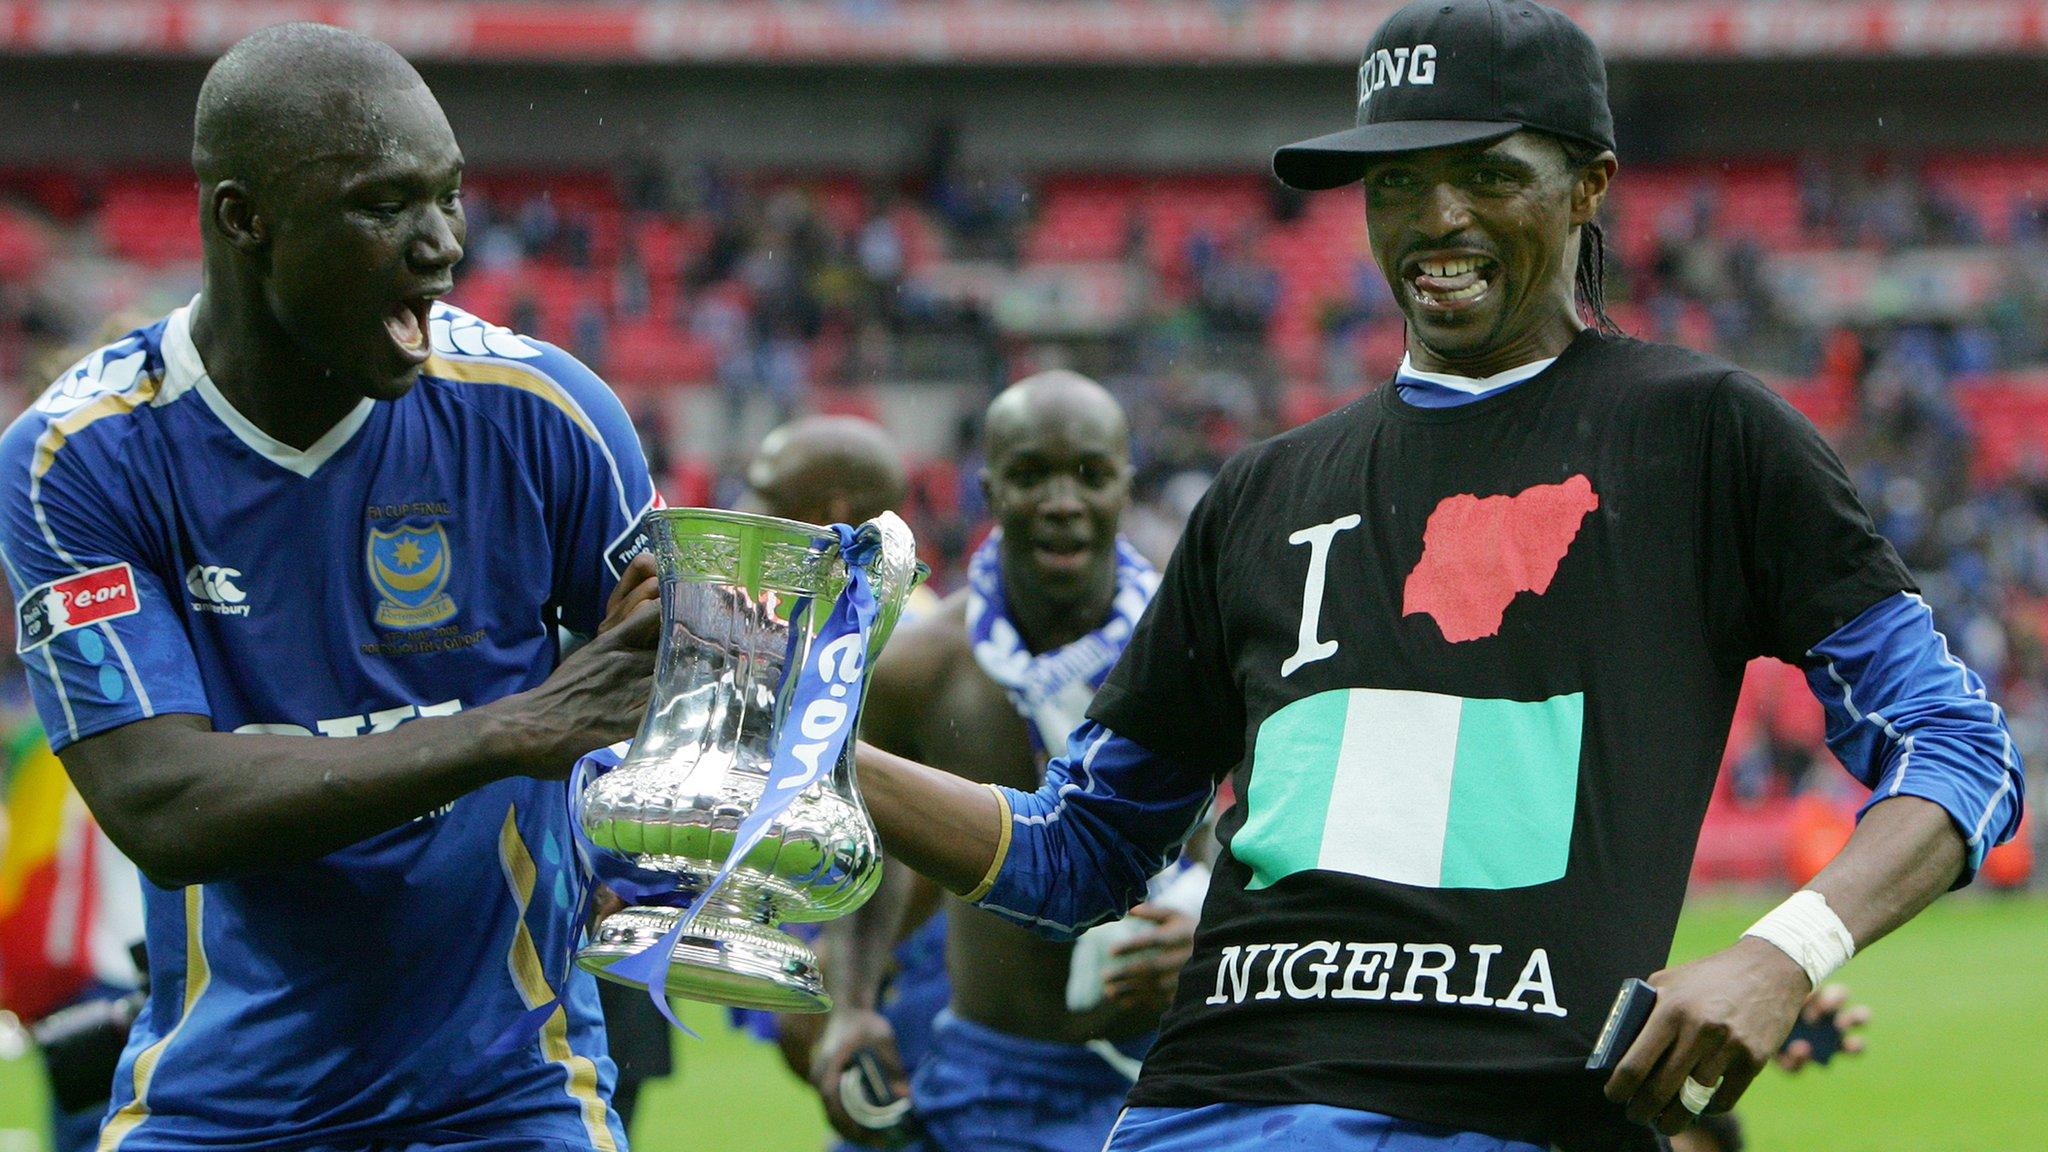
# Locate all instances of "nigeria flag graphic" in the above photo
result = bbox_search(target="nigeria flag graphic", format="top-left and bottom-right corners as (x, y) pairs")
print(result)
(1236, 687), (1584, 890)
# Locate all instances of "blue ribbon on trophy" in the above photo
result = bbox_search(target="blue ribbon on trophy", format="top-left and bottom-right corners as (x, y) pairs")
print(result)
(595, 521), (883, 1031)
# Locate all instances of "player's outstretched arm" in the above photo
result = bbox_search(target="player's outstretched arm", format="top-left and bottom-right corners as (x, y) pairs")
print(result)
(852, 742), (1007, 900)
(62, 597), (660, 888)
(859, 722), (1214, 942)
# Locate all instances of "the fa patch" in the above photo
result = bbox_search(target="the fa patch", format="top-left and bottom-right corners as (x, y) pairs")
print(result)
(367, 523), (457, 630)
(605, 521), (651, 580)
(16, 562), (141, 652)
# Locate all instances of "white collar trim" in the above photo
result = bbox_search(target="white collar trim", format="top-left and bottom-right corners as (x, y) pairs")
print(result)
(1396, 353), (1559, 396)
(169, 296), (377, 479)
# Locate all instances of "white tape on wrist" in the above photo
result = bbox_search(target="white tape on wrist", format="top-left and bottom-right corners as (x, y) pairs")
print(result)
(1741, 889), (1856, 991)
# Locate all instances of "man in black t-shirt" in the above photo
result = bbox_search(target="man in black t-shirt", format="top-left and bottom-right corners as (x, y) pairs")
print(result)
(852, 3), (2024, 1151)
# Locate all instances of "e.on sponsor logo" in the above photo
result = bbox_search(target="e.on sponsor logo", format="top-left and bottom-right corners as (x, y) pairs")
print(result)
(16, 563), (141, 652)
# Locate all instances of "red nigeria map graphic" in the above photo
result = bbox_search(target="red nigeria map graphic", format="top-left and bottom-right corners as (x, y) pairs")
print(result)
(1402, 474), (1600, 643)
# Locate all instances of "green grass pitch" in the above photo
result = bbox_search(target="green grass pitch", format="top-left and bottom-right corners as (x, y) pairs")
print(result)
(2, 895), (2042, 1151)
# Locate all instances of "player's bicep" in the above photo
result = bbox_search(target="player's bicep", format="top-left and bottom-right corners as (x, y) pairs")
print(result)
(59, 712), (214, 855)
(1802, 592), (2023, 883)
(980, 722), (1217, 939)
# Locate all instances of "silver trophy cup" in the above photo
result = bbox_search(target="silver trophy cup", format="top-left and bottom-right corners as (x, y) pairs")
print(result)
(575, 508), (924, 1013)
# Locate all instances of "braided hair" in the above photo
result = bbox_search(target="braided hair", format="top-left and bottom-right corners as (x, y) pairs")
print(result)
(1552, 134), (1622, 335)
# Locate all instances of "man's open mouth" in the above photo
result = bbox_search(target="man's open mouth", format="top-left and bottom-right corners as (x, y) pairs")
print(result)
(1033, 537), (1093, 572)
(1407, 254), (1499, 312)
(385, 296), (436, 363)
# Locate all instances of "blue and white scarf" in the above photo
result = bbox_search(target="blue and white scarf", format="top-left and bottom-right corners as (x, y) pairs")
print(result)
(965, 528), (1159, 755)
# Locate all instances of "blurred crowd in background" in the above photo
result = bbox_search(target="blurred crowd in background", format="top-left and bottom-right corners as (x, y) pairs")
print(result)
(0, 135), (2041, 878)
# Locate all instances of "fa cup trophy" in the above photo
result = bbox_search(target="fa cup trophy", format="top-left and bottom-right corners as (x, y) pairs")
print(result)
(573, 508), (924, 1013)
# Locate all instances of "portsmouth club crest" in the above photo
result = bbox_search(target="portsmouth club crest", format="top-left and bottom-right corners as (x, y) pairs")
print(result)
(367, 523), (457, 630)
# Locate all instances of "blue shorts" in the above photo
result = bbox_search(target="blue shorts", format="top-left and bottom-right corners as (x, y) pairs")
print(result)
(1105, 1103), (1549, 1152)
(906, 1012), (1147, 1152)
(294, 1133), (610, 1152)
(828, 916), (952, 1152)
(877, 914), (950, 1072)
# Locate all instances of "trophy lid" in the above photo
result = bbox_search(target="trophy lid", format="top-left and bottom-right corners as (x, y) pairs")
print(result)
(644, 508), (926, 612)
(647, 508), (847, 599)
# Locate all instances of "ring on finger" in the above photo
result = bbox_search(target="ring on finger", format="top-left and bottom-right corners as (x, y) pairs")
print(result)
(1679, 1076), (1722, 1115)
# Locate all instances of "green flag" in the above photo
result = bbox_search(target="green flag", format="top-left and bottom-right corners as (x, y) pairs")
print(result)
(1236, 687), (1583, 891)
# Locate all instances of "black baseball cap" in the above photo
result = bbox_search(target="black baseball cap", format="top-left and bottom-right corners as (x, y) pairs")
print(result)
(1273, 0), (1615, 191)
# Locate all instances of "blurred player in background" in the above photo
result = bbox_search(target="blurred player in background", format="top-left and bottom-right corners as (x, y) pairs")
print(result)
(0, 24), (662, 1151)
(737, 414), (951, 1087)
(742, 414), (914, 531)
(809, 372), (1198, 1152)
(850, 2), (2024, 1150)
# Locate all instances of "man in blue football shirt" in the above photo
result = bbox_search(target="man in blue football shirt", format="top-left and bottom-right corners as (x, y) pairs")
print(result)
(0, 24), (661, 1152)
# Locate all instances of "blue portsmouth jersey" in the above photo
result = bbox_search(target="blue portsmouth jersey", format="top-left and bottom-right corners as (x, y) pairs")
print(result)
(0, 301), (658, 1152)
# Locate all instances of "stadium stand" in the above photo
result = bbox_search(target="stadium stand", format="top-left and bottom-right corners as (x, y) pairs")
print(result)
(0, 165), (2042, 895)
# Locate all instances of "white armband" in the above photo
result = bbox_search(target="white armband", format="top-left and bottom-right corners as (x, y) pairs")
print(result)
(1741, 889), (1856, 991)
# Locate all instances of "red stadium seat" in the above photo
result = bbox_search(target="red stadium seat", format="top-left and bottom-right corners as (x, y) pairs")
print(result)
(1954, 374), (2048, 483)
(1691, 796), (1796, 884)
(98, 174), (200, 266)
(607, 318), (717, 387)
(665, 456), (716, 509)
(448, 267), (520, 328)
(0, 170), (88, 222)
(1027, 174), (1139, 264)
(0, 206), (51, 280)
(813, 388), (881, 422)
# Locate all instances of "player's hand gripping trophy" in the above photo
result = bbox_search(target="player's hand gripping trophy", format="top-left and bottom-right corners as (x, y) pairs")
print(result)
(570, 509), (925, 1015)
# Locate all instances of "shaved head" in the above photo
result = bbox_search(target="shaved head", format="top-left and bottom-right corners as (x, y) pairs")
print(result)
(980, 371), (1132, 607)
(194, 23), (434, 190)
(984, 370), (1129, 465)
(746, 416), (907, 527)
(187, 22), (466, 415)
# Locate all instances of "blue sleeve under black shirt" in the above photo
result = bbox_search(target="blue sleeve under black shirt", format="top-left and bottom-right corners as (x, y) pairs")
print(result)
(984, 329), (2020, 1152)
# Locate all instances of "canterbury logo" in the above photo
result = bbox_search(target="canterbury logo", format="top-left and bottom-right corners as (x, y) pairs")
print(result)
(1359, 43), (1437, 108)
(185, 565), (247, 605)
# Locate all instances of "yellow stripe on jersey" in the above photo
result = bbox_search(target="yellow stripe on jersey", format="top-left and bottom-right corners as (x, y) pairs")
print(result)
(98, 885), (212, 1152)
(423, 355), (603, 448)
(496, 807), (618, 1152)
(964, 784), (1015, 904)
(32, 373), (166, 481)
